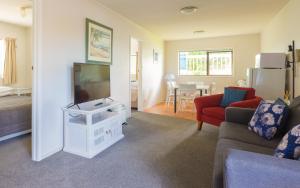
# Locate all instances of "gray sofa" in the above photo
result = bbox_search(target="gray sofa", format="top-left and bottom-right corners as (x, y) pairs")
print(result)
(213, 96), (300, 188)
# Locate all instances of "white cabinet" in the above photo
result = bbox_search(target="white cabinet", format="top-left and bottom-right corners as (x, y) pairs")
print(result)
(63, 101), (126, 158)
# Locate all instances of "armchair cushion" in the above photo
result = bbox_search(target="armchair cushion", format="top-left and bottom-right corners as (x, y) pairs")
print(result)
(220, 88), (247, 107)
(202, 107), (225, 120)
(229, 96), (262, 108)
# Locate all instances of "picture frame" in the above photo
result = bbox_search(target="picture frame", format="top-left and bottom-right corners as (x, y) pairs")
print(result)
(153, 49), (159, 64)
(86, 18), (113, 65)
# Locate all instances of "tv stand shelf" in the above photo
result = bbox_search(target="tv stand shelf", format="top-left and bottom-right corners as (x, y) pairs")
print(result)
(63, 100), (126, 158)
(68, 101), (121, 113)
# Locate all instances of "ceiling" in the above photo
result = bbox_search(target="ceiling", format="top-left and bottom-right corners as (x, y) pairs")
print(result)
(97, 0), (289, 40)
(0, 0), (32, 27)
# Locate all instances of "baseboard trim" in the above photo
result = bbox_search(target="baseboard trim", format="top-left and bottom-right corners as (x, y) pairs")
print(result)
(0, 129), (31, 142)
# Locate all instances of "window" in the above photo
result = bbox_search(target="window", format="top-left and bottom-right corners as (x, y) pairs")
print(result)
(0, 39), (5, 78)
(178, 50), (233, 76)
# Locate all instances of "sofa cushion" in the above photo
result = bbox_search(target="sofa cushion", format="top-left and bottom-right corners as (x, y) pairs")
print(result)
(248, 100), (288, 140)
(213, 138), (274, 188)
(202, 107), (225, 120)
(219, 122), (281, 149)
(285, 96), (300, 134)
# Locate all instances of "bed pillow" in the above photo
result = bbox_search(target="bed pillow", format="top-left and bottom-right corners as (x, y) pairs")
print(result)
(0, 86), (15, 97)
(248, 100), (288, 140)
(220, 88), (247, 107)
(274, 124), (300, 159)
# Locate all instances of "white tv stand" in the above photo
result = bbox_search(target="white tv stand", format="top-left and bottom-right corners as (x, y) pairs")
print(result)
(63, 99), (126, 158)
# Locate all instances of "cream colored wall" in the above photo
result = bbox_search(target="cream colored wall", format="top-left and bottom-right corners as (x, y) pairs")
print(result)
(35, 0), (164, 160)
(261, 0), (300, 96)
(25, 27), (32, 88)
(0, 21), (32, 88)
(164, 34), (260, 97)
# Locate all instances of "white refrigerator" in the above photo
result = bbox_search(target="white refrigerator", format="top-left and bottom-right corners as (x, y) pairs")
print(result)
(247, 53), (288, 100)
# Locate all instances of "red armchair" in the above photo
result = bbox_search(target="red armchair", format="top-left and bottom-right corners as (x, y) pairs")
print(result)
(194, 87), (262, 130)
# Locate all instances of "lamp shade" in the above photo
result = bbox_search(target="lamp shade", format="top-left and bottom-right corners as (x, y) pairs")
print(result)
(164, 73), (176, 81)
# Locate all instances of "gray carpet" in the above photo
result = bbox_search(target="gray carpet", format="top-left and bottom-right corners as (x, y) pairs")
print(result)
(0, 112), (219, 188)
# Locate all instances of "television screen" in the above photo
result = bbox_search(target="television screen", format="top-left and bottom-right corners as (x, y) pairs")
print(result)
(74, 63), (110, 104)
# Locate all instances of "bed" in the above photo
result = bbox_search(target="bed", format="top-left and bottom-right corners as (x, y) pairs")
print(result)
(0, 87), (32, 141)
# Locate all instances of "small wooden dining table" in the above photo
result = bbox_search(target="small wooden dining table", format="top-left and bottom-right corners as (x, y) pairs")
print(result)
(173, 84), (210, 113)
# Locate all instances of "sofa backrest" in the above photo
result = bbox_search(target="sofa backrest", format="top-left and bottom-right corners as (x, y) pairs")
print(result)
(285, 96), (300, 133)
(227, 87), (256, 100)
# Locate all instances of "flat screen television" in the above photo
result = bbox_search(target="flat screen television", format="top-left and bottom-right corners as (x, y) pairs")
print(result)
(74, 63), (110, 104)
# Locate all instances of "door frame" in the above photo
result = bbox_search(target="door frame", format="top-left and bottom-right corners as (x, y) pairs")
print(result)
(31, 0), (41, 161)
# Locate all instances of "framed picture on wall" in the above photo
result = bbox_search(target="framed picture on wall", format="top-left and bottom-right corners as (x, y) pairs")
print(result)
(153, 49), (159, 64)
(86, 18), (113, 65)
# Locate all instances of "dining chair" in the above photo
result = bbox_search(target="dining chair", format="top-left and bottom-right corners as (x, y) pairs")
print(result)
(204, 82), (217, 95)
(178, 84), (197, 111)
(166, 81), (176, 107)
(210, 82), (217, 94)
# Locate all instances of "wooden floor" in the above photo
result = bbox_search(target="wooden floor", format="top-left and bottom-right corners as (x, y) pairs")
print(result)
(144, 102), (197, 121)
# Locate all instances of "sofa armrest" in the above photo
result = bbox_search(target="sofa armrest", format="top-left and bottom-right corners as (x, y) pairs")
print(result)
(224, 149), (300, 188)
(225, 107), (255, 125)
(229, 96), (262, 108)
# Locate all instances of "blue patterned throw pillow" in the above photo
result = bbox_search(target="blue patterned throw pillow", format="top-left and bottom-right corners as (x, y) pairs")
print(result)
(248, 100), (288, 140)
(274, 124), (300, 159)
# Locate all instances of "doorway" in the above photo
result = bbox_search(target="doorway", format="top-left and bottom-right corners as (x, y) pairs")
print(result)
(0, 0), (33, 158)
(130, 38), (142, 111)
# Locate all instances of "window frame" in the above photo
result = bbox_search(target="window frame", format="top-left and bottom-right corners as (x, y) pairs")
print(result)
(178, 49), (233, 76)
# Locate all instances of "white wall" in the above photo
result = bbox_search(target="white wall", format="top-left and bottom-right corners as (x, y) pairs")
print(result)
(35, 0), (164, 160)
(261, 0), (300, 96)
(25, 27), (32, 88)
(164, 34), (260, 95)
(0, 21), (32, 87)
